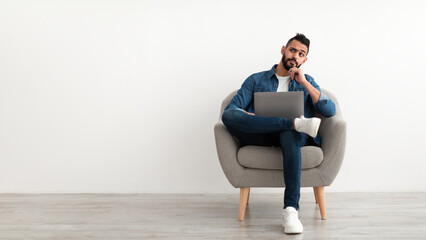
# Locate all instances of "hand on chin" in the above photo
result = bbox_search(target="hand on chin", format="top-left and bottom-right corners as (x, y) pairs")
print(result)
(288, 67), (306, 84)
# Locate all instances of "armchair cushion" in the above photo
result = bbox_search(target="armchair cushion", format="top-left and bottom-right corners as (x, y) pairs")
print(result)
(237, 145), (323, 170)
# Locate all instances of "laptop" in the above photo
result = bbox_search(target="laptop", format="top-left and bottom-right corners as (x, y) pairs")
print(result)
(254, 91), (304, 118)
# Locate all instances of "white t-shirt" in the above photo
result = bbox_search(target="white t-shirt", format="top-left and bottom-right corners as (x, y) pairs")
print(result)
(275, 74), (291, 92)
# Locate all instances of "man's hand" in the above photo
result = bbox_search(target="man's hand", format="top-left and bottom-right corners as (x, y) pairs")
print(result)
(289, 67), (321, 103)
(288, 67), (308, 85)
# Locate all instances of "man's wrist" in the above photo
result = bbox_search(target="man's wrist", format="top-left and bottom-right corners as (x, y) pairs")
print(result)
(299, 78), (310, 88)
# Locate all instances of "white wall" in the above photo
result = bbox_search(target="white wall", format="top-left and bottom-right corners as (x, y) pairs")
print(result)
(1, 0), (426, 193)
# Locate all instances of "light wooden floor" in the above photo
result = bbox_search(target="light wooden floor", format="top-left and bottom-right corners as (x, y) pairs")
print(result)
(0, 192), (425, 239)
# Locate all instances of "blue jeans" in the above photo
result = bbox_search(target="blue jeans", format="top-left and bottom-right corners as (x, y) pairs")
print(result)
(222, 108), (307, 210)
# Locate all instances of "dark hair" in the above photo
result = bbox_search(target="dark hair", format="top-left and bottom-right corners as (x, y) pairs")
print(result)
(286, 33), (310, 55)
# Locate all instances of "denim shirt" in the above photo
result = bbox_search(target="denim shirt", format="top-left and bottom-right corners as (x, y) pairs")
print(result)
(225, 64), (336, 146)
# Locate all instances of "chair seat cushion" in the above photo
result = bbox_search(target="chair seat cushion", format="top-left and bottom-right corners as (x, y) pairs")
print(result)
(237, 145), (323, 170)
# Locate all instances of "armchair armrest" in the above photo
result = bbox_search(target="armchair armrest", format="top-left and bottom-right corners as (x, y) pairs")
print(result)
(317, 116), (347, 185)
(214, 121), (245, 188)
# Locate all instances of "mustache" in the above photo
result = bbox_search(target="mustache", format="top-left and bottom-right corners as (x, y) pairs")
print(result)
(286, 58), (298, 65)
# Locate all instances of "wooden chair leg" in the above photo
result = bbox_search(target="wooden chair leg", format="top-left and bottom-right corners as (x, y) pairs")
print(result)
(314, 186), (327, 220)
(313, 187), (319, 204)
(239, 187), (250, 221)
(246, 188), (250, 206)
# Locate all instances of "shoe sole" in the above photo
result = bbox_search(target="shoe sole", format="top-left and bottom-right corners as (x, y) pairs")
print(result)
(283, 221), (303, 234)
(309, 118), (321, 137)
(314, 118), (321, 135)
(284, 227), (303, 234)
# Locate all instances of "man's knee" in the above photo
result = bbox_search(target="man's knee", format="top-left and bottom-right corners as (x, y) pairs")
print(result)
(222, 109), (243, 126)
(221, 109), (231, 125)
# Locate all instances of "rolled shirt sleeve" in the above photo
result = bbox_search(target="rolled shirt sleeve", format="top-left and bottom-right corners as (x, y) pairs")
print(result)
(305, 74), (336, 118)
(314, 91), (336, 117)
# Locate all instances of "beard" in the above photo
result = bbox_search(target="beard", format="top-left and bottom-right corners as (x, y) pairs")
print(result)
(281, 53), (301, 71)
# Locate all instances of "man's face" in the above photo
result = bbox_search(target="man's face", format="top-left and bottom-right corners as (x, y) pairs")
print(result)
(281, 40), (308, 71)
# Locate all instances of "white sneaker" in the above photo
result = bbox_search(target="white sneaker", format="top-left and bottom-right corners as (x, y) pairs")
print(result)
(282, 207), (303, 234)
(294, 115), (321, 137)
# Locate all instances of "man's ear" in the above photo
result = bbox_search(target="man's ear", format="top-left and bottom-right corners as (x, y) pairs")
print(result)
(302, 57), (308, 64)
(281, 45), (286, 55)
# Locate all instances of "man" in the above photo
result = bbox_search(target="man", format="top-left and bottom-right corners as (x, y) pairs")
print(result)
(221, 33), (336, 234)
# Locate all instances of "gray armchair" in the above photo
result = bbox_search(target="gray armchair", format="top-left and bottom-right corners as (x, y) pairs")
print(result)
(214, 89), (346, 221)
